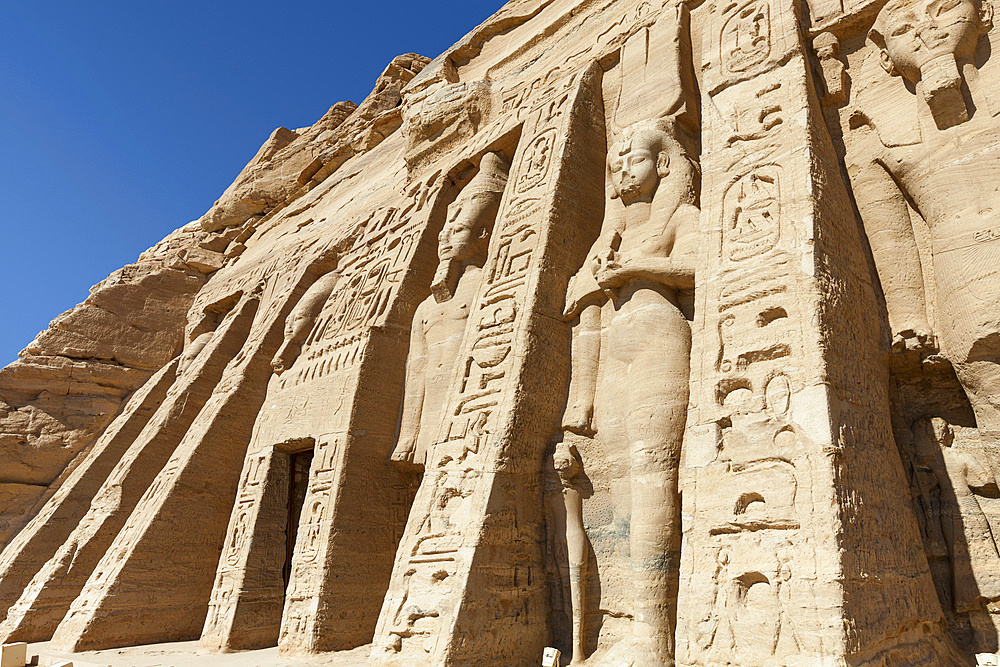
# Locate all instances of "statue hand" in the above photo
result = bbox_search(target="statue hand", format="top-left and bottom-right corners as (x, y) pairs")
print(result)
(595, 254), (628, 289)
(390, 439), (422, 471)
(892, 325), (938, 354)
(590, 244), (620, 275)
(563, 401), (595, 436)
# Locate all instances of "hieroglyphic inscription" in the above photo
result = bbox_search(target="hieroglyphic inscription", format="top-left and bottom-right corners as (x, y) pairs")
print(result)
(723, 80), (785, 148)
(497, 64), (584, 126)
(679, 2), (827, 659)
(279, 174), (443, 390)
(376, 70), (583, 664)
(279, 434), (344, 637)
(724, 167), (782, 263)
(516, 132), (557, 193)
(692, 204), (806, 663)
(721, 0), (772, 74)
(219, 451), (269, 571)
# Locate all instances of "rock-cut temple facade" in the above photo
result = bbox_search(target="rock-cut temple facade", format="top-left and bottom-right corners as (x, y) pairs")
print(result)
(7, 0), (1000, 664)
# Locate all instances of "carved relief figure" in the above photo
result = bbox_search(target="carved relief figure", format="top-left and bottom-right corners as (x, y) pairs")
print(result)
(912, 417), (1000, 614)
(850, 0), (1000, 435)
(560, 117), (698, 664)
(838, 0), (1000, 655)
(390, 152), (510, 471)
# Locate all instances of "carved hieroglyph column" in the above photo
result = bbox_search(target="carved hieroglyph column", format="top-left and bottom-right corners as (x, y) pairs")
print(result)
(675, 0), (959, 664)
(0, 292), (262, 644)
(370, 63), (607, 666)
(200, 172), (450, 654)
(47, 246), (337, 652)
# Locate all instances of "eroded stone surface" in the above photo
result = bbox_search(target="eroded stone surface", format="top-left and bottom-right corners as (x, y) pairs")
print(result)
(10, 0), (1000, 664)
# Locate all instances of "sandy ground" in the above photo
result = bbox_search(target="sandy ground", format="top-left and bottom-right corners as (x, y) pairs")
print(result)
(27, 641), (371, 666)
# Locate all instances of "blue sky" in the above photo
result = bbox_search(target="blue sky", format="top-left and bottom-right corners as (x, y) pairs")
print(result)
(0, 1), (503, 367)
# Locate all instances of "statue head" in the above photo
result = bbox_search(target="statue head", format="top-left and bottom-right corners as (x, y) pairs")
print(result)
(869, 0), (992, 81)
(913, 416), (955, 465)
(431, 152), (509, 302)
(609, 118), (696, 205)
(438, 152), (508, 262)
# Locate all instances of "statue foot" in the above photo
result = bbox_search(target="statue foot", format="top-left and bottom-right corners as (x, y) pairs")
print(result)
(590, 636), (673, 667)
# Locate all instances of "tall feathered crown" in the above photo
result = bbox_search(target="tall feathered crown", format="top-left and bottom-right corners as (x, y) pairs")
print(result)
(462, 151), (509, 198)
(610, 4), (697, 135)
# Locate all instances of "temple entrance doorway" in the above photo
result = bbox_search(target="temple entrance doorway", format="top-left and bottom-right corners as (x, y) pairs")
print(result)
(283, 446), (314, 591)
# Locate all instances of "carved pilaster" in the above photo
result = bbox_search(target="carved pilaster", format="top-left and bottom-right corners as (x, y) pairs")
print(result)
(371, 63), (607, 666)
(675, 0), (958, 663)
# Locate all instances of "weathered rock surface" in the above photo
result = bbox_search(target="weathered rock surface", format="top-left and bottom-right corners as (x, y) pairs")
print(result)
(197, 54), (431, 234)
(9, 1), (1000, 665)
(0, 224), (211, 550)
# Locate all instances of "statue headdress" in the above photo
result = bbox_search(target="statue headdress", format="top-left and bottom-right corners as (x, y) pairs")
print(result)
(431, 152), (510, 303)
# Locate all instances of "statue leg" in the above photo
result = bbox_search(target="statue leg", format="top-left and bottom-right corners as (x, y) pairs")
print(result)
(622, 307), (690, 663)
(625, 396), (684, 661)
(554, 437), (589, 664)
(954, 357), (1000, 436)
(565, 483), (587, 664)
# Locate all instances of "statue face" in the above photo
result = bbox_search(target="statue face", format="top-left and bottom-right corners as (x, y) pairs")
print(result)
(874, 0), (985, 80)
(609, 133), (667, 203)
(438, 194), (489, 262)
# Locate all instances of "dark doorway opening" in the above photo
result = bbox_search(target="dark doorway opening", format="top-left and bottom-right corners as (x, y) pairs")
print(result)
(283, 447), (314, 590)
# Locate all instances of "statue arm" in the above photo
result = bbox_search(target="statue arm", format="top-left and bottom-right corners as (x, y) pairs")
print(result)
(562, 303), (602, 434)
(272, 272), (339, 374)
(595, 205), (699, 290)
(563, 192), (624, 319)
(598, 256), (695, 290)
(391, 303), (429, 467)
(849, 157), (931, 339)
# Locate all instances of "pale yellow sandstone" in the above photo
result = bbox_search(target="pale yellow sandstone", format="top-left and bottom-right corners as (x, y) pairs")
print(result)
(8, 1), (1000, 665)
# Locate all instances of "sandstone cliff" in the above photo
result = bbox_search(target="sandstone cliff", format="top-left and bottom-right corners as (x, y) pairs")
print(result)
(6, 1), (1000, 664)
(0, 52), (431, 552)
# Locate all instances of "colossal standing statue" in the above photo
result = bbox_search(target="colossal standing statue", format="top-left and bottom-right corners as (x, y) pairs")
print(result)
(559, 117), (698, 664)
(850, 0), (1000, 433)
(841, 0), (1000, 645)
(548, 12), (700, 664)
(390, 152), (510, 470)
